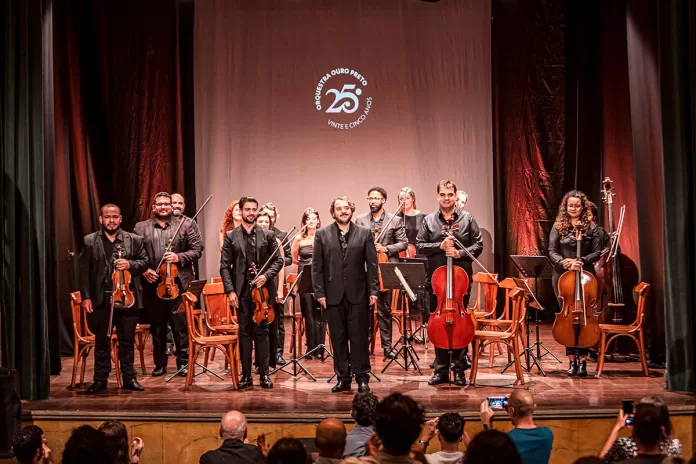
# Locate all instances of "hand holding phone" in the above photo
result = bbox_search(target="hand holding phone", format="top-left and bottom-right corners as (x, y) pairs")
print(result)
(487, 396), (508, 410)
(621, 399), (635, 427)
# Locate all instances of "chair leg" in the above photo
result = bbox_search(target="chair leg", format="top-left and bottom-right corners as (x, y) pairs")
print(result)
(71, 342), (81, 388)
(638, 330), (649, 376)
(185, 346), (199, 391)
(203, 347), (210, 368)
(210, 348), (216, 362)
(80, 346), (92, 384)
(112, 339), (122, 388)
(512, 337), (525, 385)
(470, 336), (480, 385)
(137, 333), (147, 375)
(488, 341), (496, 368)
(596, 332), (607, 377)
(228, 344), (239, 389)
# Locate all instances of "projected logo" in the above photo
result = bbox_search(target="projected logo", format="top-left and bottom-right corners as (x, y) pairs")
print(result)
(315, 68), (373, 130)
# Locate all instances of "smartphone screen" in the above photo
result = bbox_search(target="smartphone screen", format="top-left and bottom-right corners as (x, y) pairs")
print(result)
(487, 396), (507, 410)
(622, 399), (635, 425)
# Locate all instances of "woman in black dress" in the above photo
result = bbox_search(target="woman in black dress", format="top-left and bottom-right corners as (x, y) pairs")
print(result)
(548, 190), (602, 377)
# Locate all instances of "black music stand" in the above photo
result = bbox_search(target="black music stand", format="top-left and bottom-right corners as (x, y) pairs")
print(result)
(399, 257), (430, 349)
(379, 262), (426, 374)
(298, 265), (334, 364)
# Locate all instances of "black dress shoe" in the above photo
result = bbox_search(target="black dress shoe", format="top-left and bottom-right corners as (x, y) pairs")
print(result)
(122, 378), (145, 391)
(152, 366), (167, 377)
(357, 381), (370, 393)
(276, 355), (287, 366)
(260, 375), (273, 389)
(428, 373), (449, 386)
(384, 351), (397, 360)
(429, 361), (435, 369)
(567, 360), (578, 376)
(577, 360), (588, 377)
(238, 376), (253, 389)
(177, 365), (188, 377)
(87, 380), (108, 394)
(331, 380), (352, 393)
(453, 372), (467, 386)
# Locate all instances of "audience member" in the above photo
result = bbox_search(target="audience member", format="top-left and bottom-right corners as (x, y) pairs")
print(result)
(99, 420), (144, 464)
(61, 425), (111, 464)
(601, 396), (682, 462)
(617, 403), (666, 463)
(344, 392), (378, 458)
(200, 411), (265, 464)
(11, 425), (51, 464)
(415, 413), (466, 464)
(343, 392), (424, 463)
(266, 438), (309, 464)
(479, 390), (553, 464)
(315, 418), (347, 464)
(463, 429), (522, 464)
(574, 458), (605, 464)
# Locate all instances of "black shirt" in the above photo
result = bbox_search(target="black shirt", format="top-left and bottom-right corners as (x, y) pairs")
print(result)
(100, 234), (120, 290)
(547, 223), (602, 276)
(243, 227), (257, 281)
(403, 213), (426, 245)
(369, 211), (385, 237)
(152, 218), (174, 265)
(336, 223), (352, 259)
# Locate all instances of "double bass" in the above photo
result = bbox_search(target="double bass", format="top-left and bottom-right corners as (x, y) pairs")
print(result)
(552, 229), (601, 350)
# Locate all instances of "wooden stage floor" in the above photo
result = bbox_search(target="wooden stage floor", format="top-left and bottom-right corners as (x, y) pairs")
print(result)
(27, 321), (696, 422)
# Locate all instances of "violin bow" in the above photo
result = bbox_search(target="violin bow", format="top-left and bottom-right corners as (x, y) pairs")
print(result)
(155, 194), (212, 270)
(609, 205), (626, 259)
(252, 225), (300, 279)
(374, 202), (405, 243)
(444, 231), (500, 287)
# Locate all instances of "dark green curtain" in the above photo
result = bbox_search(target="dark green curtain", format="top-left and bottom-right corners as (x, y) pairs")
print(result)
(659, 0), (696, 393)
(0, 0), (52, 399)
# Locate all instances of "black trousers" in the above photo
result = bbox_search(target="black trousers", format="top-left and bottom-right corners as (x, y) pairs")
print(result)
(429, 289), (470, 375)
(327, 296), (370, 383)
(300, 293), (325, 353)
(368, 290), (393, 354)
(552, 272), (590, 357)
(238, 288), (270, 377)
(87, 297), (139, 382)
(143, 283), (188, 369)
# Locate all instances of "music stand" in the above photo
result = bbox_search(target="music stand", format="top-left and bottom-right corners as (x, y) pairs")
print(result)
(399, 257), (429, 349)
(379, 262), (426, 374)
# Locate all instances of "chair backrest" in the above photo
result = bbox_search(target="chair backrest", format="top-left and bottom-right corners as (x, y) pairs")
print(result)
(507, 287), (527, 334)
(202, 282), (235, 326)
(499, 278), (518, 319)
(70, 291), (93, 342)
(632, 282), (651, 328)
(183, 292), (203, 341)
(210, 276), (222, 283)
(471, 273), (499, 317)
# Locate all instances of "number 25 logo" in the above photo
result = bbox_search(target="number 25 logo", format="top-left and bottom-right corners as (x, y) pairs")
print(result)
(325, 85), (362, 114)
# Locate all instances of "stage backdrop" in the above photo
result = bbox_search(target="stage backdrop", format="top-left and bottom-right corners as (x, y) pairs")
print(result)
(194, 0), (493, 279)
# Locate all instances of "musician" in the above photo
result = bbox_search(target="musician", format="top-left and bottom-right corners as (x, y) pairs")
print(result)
(456, 190), (468, 209)
(134, 192), (204, 377)
(79, 204), (148, 393)
(417, 180), (483, 386)
(291, 208), (325, 359)
(586, 200), (609, 248)
(220, 196), (284, 389)
(260, 202), (291, 366)
(256, 210), (286, 371)
(355, 187), (407, 359)
(312, 197), (379, 393)
(219, 200), (242, 249)
(548, 190), (602, 377)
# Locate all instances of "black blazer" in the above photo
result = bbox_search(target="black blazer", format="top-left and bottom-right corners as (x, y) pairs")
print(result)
(133, 216), (204, 290)
(312, 222), (379, 306)
(354, 212), (408, 262)
(548, 222), (602, 276)
(199, 438), (265, 464)
(79, 229), (148, 308)
(219, 225), (284, 297)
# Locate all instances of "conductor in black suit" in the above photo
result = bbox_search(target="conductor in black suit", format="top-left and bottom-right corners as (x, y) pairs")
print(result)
(220, 196), (284, 389)
(312, 196), (379, 393)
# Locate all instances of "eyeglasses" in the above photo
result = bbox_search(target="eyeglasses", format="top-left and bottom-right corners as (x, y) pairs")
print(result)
(367, 197), (384, 202)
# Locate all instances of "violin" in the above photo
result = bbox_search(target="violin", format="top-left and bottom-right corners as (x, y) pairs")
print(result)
(399, 243), (417, 258)
(427, 222), (476, 350)
(374, 225), (388, 290)
(249, 263), (275, 325)
(112, 245), (135, 308)
(157, 239), (180, 300)
(552, 229), (601, 349)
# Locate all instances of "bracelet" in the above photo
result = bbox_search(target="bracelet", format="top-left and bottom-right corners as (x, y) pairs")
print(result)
(418, 439), (429, 447)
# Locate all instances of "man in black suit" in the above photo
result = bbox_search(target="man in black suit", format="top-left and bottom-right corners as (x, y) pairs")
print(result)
(312, 196), (379, 393)
(79, 203), (149, 393)
(134, 192), (204, 377)
(220, 196), (284, 389)
(199, 411), (265, 464)
(355, 186), (408, 359)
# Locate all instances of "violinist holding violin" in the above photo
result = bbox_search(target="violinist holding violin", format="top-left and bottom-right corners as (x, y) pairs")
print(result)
(355, 187), (408, 360)
(219, 196), (284, 389)
(134, 192), (204, 378)
(79, 204), (148, 393)
(417, 180), (483, 387)
(548, 190), (602, 377)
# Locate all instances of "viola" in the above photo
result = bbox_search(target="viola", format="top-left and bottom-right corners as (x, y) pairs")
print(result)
(552, 229), (601, 349)
(112, 245), (135, 308)
(427, 222), (476, 350)
(250, 263), (275, 325)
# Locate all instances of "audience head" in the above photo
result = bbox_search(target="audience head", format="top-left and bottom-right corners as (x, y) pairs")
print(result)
(464, 429), (522, 464)
(266, 437), (309, 464)
(314, 418), (346, 459)
(375, 393), (425, 455)
(98, 420), (129, 464)
(640, 395), (673, 437)
(12, 425), (43, 464)
(351, 391), (378, 426)
(507, 389), (536, 423)
(573, 457), (605, 464)
(62, 425), (111, 464)
(631, 403), (664, 451)
(437, 412), (465, 444)
(219, 410), (248, 441)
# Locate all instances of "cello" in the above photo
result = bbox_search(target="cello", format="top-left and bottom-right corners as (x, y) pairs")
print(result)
(552, 229), (601, 351)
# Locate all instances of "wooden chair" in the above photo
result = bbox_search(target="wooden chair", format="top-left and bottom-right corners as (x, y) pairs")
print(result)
(391, 290), (414, 337)
(182, 292), (239, 390)
(596, 282), (651, 377)
(201, 281), (239, 367)
(476, 278), (526, 367)
(70, 292), (121, 388)
(470, 287), (527, 385)
(134, 323), (150, 374)
(470, 273), (500, 319)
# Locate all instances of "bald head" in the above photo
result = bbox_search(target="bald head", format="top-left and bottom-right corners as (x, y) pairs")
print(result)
(220, 411), (247, 440)
(508, 390), (536, 417)
(315, 418), (346, 458)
